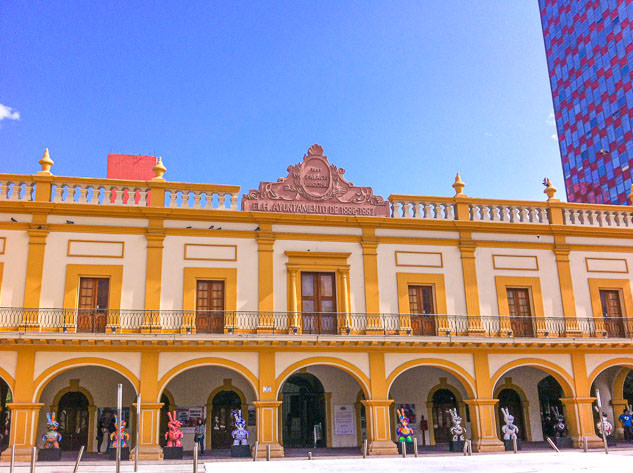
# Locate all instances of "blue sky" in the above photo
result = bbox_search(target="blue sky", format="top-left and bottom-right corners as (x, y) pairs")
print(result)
(0, 1), (563, 202)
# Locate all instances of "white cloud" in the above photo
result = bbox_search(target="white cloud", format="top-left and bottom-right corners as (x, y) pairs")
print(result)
(0, 104), (20, 121)
(546, 112), (555, 126)
(551, 134), (558, 141)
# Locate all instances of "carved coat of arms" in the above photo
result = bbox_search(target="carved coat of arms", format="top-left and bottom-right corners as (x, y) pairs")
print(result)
(242, 145), (389, 217)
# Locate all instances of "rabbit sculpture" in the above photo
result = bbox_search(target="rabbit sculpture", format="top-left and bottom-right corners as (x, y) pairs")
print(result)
(594, 405), (613, 437)
(551, 407), (567, 439)
(42, 412), (62, 449)
(395, 408), (414, 443)
(231, 410), (249, 446)
(448, 408), (465, 441)
(109, 414), (130, 448)
(501, 407), (519, 440)
(165, 411), (184, 447)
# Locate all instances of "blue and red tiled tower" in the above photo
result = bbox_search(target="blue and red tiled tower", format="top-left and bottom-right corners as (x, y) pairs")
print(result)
(539, 0), (633, 204)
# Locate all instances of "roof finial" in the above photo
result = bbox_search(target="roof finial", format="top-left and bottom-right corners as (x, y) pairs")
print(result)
(38, 148), (54, 175)
(452, 173), (466, 197)
(152, 156), (167, 181)
(543, 177), (558, 201)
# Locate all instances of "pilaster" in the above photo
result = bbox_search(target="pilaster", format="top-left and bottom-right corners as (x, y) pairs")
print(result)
(470, 352), (504, 452)
(364, 352), (397, 454)
(142, 222), (165, 332)
(458, 234), (485, 334)
(136, 352), (163, 460)
(553, 236), (582, 336)
(20, 220), (49, 330)
(361, 228), (382, 333)
(256, 224), (275, 332)
(254, 351), (284, 457)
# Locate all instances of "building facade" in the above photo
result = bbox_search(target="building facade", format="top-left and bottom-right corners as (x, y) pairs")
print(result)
(539, 0), (633, 204)
(1, 145), (633, 460)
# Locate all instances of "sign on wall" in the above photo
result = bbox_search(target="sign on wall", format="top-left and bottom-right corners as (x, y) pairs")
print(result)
(334, 405), (355, 435)
(242, 145), (390, 216)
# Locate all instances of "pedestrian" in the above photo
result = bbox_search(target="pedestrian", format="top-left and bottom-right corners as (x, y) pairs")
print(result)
(194, 418), (205, 455)
(618, 408), (633, 441)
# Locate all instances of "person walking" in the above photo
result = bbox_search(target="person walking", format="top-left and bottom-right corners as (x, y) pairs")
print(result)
(194, 418), (205, 455)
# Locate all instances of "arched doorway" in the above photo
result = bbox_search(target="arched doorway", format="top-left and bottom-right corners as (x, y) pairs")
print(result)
(58, 392), (90, 450)
(497, 389), (526, 441)
(538, 375), (565, 440)
(211, 390), (241, 449)
(431, 389), (458, 443)
(0, 378), (12, 453)
(281, 373), (326, 448)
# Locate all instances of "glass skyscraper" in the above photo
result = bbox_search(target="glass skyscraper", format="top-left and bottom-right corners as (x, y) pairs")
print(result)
(539, 0), (633, 204)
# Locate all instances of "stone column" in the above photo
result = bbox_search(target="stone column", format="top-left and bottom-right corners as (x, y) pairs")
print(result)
(561, 397), (603, 448)
(134, 352), (163, 460)
(458, 236), (486, 335)
(288, 269), (299, 333)
(361, 400), (397, 454)
(253, 401), (284, 457)
(465, 399), (504, 452)
(0, 403), (44, 461)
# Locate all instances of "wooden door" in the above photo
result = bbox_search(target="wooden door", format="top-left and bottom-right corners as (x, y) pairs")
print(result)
(506, 288), (534, 337)
(77, 278), (109, 333)
(196, 280), (225, 333)
(408, 285), (436, 335)
(600, 290), (625, 337)
(211, 391), (241, 449)
(58, 392), (89, 450)
(301, 272), (337, 334)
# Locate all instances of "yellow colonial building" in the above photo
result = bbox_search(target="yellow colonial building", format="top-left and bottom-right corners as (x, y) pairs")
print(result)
(1, 145), (633, 460)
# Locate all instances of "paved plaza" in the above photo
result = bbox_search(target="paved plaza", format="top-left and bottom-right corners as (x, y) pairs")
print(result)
(1, 451), (633, 473)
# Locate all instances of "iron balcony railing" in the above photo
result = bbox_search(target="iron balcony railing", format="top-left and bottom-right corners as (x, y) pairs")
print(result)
(0, 308), (632, 339)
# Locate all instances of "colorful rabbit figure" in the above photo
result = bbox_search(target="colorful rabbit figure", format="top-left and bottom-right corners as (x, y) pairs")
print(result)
(42, 412), (62, 449)
(109, 415), (130, 448)
(165, 411), (184, 447)
(396, 408), (414, 443)
(448, 408), (465, 441)
(594, 406), (613, 437)
(501, 407), (519, 440)
(231, 410), (249, 446)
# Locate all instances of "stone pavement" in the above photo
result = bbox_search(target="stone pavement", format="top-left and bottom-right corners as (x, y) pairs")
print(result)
(0, 450), (632, 473)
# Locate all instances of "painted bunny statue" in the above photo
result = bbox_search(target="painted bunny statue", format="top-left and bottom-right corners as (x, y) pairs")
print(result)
(594, 406), (613, 437)
(501, 407), (519, 440)
(165, 411), (184, 447)
(42, 412), (62, 449)
(109, 415), (130, 448)
(448, 408), (465, 441)
(551, 407), (567, 439)
(231, 410), (249, 446)
(396, 408), (414, 443)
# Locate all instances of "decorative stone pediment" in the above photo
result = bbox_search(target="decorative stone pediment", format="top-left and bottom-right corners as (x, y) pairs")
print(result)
(242, 145), (389, 216)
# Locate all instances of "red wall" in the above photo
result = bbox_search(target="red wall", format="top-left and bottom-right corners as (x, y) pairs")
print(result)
(107, 154), (156, 180)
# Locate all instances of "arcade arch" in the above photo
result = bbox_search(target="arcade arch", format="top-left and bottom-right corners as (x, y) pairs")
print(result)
(589, 361), (633, 440)
(491, 366), (569, 444)
(160, 365), (257, 453)
(0, 376), (12, 453)
(389, 366), (471, 447)
(37, 366), (137, 452)
(277, 364), (365, 449)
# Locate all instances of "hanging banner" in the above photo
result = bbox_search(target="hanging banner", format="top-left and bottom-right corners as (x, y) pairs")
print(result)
(175, 406), (206, 433)
(334, 405), (355, 435)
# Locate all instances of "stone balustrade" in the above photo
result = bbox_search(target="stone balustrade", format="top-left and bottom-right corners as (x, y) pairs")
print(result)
(163, 183), (240, 210)
(390, 196), (456, 219)
(51, 178), (151, 206)
(0, 177), (35, 202)
(469, 202), (550, 224)
(562, 206), (633, 228)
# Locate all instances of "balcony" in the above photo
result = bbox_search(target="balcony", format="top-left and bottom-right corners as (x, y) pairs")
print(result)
(0, 308), (631, 340)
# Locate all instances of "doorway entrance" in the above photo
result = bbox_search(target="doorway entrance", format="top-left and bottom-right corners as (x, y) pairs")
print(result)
(538, 375), (565, 439)
(211, 390), (241, 449)
(301, 272), (337, 334)
(431, 389), (458, 443)
(77, 277), (109, 333)
(58, 391), (89, 450)
(497, 388), (527, 441)
(281, 373), (326, 448)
